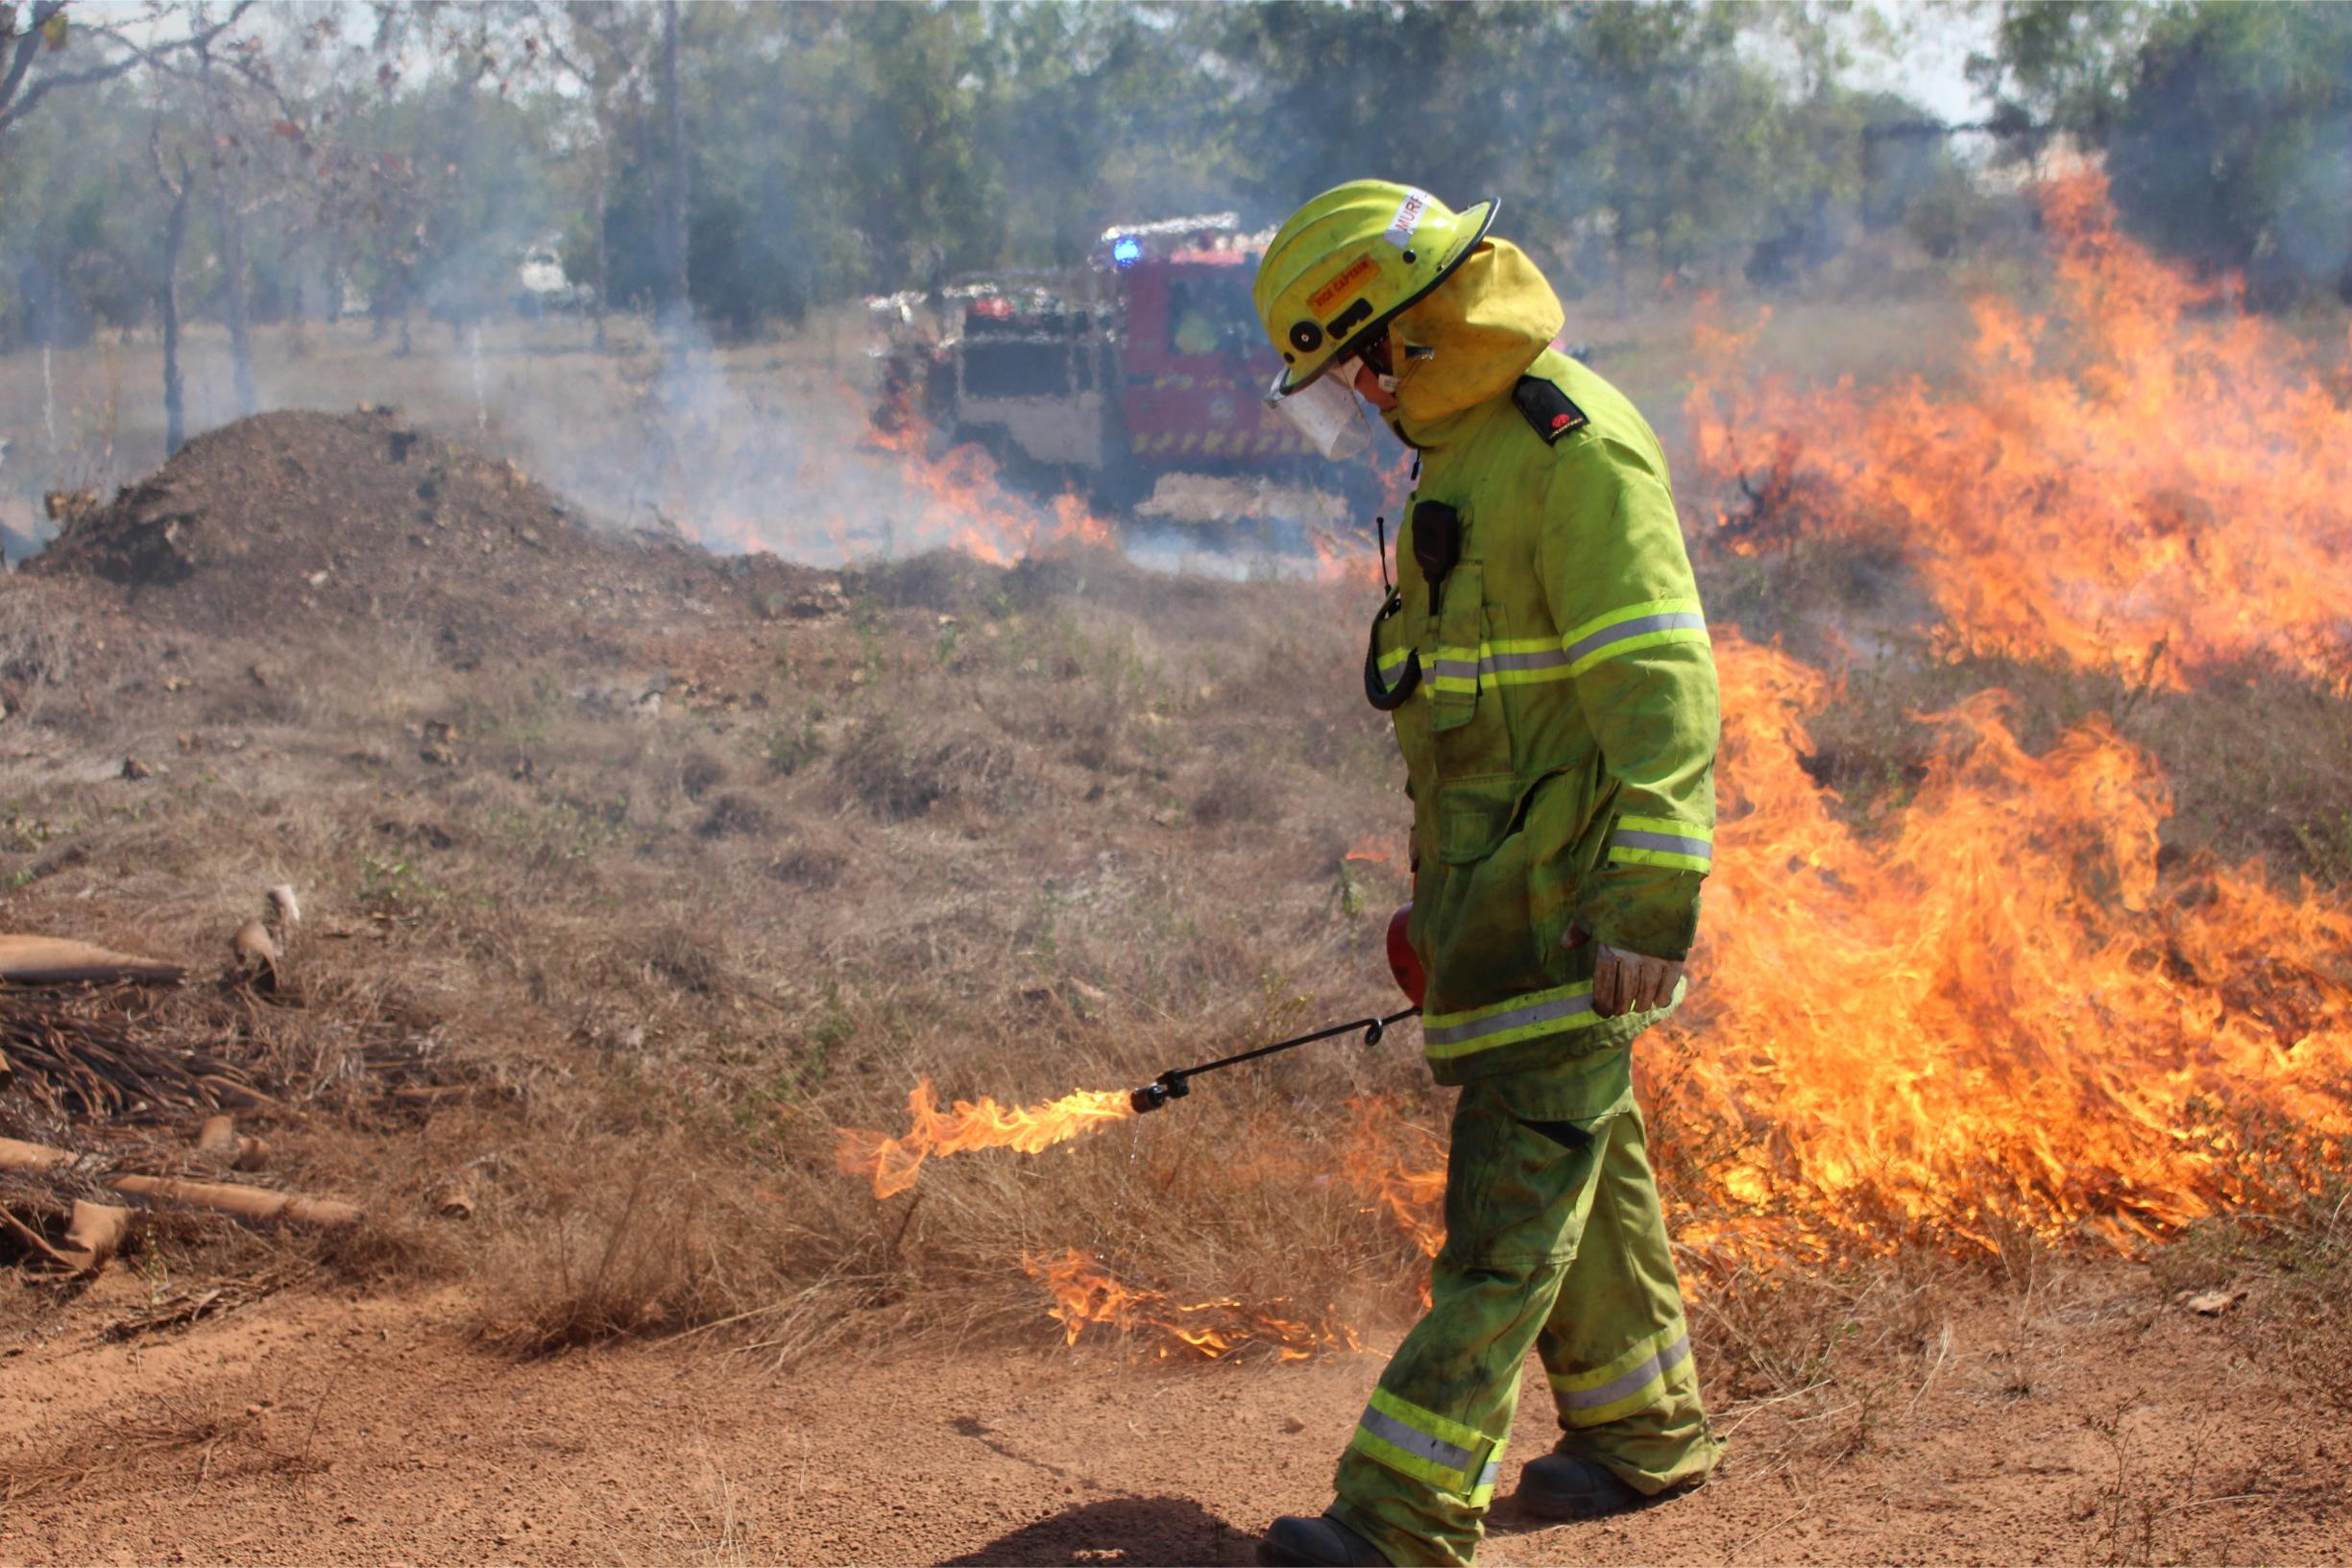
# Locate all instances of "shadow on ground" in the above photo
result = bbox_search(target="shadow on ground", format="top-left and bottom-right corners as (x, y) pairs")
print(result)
(936, 1495), (1256, 1566)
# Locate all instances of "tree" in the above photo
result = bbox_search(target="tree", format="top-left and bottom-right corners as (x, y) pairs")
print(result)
(2106, 4), (2352, 304)
(538, 0), (657, 345)
(656, 0), (686, 336)
(1, 1), (249, 137)
(1976, 0), (2352, 304)
(1966, 1), (2152, 144)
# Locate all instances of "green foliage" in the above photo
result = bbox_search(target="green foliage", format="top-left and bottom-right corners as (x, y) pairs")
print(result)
(1979, 1), (2352, 304)
(357, 852), (446, 918)
(762, 716), (824, 778)
(2108, 4), (2352, 304)
(1969, 1), (2153, 138)
(0, 81), (172, 346)
(0, 1), (2142, 349)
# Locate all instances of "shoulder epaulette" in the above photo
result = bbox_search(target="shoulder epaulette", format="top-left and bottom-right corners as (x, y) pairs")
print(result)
(1512, 374), (1589, 445)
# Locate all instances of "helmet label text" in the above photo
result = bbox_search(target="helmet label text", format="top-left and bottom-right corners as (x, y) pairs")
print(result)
(1309, 255), (1378, 314)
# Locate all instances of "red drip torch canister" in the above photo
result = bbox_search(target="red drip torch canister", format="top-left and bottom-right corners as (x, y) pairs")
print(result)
(1386, 903), (1425, 1007)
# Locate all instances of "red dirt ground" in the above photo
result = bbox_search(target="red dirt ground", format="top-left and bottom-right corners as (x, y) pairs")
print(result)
(2, 1261), (2342, 1566)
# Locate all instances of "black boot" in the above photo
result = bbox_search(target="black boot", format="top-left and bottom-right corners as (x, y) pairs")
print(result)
(1511, 1453), (1658, 1521)
(1256, 1511), (1394, 1567)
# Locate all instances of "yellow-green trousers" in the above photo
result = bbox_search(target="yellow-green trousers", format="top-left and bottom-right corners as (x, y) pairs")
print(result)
(1328, 1073), (1720, 1567)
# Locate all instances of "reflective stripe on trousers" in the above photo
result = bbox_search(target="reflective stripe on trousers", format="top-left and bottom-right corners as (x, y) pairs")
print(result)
(1548, 1320), (1696, 1428)
(1347, 1387), (1503, 1507)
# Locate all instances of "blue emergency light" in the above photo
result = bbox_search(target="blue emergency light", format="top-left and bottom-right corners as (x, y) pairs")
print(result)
(1111, 236), (1141, 268)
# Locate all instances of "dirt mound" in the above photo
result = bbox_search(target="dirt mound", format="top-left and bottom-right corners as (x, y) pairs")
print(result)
(30, 408), (835, 659)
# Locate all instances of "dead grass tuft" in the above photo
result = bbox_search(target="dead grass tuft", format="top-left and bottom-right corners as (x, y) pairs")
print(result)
(643, 924), (726, 996)
(841, 549), (999, 615)
(1188, 761), (1278, 829)
(679, 747), (729, 802)
(694, 791), (772, 839)
(0, 580), (78, 726)
(832, 711), (1017, 822)
(483, 1161), (721, 1354)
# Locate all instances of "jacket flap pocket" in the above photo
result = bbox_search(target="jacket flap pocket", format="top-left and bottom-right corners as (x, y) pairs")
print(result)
(1438, 772), (1520, 865)
(1426, 560), (1484, 734)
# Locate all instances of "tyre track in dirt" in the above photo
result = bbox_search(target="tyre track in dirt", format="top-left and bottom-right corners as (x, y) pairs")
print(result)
(3, 1261), (2344, 1566)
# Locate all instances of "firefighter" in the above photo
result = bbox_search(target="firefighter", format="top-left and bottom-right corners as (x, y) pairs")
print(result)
(1249, 182), (1723, 1567)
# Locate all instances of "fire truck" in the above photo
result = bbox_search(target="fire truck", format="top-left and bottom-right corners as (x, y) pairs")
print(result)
(869, 214), (1329, 510)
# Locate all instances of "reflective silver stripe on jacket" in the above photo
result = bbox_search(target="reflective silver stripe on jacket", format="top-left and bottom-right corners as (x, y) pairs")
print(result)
(1612, 829), (1712, 863)
(1483, 647), (1570, 677)
(1421, 990), (1596, 1051)
(1564, 611), (1708, 667)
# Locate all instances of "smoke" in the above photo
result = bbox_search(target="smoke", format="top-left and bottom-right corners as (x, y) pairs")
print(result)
(2274, 113), (2352, 301)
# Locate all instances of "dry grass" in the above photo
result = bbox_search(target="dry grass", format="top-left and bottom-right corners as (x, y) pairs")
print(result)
(2146, 1104), (2352, 1414)
(0, 534), (1441, 1360)
(0, 1378), (352, 1505)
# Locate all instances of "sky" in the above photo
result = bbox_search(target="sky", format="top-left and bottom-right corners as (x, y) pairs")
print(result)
(1846, 1), (2003, 124)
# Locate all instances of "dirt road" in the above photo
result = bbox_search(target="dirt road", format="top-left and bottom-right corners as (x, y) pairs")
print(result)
(3, 1262), (2340, 1566)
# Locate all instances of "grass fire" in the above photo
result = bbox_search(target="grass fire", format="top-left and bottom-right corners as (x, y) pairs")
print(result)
(4, 4), (2351, 1565)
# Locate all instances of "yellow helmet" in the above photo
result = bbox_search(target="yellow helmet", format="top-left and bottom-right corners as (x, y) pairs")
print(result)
(1252, 181), (1497, 396)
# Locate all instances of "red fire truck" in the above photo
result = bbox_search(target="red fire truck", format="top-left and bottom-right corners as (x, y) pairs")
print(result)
(870, 213), (1326, 509)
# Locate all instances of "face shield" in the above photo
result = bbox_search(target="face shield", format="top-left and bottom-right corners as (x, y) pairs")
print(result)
(1264, 363), (1370, 462)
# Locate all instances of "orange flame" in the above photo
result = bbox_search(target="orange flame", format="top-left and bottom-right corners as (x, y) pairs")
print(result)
(1339, 1098), (1447, 1264)
(1024, 1248), (1360, 1362)
(1689, 172), (2352, 688)
(835, 1077), (1135, 1199)
(1672, 633), (2352, 1255)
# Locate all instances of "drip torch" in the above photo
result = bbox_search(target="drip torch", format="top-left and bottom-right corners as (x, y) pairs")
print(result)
(1128, 905), (1425, 1115)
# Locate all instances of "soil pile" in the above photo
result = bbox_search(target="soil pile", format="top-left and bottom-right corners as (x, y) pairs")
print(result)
(30, 408), (837, 658)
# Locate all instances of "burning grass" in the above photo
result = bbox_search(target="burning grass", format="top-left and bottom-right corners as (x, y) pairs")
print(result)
(1690, 171), (2352, 692)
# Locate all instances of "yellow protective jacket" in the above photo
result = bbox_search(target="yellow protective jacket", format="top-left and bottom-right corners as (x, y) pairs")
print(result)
(1373, 239), (1719, 1088)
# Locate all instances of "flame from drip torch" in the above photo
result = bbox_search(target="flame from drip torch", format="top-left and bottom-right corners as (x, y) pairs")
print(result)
(835, 1077), (1135, 1199)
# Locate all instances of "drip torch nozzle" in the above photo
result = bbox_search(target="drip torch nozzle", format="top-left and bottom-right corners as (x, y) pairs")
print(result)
(1122, 1001), (1416, 1115)
(1128, 1073), (1190, 1116)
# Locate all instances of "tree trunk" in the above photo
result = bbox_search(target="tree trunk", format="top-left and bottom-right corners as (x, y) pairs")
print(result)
(659, 0), (690, 341)
(160, 171), (191, 455)
(284, 246), (309, 362)
(215, 176), (256, 415)
(592, 160), (609, 350)
(197, 40), (256, 417)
